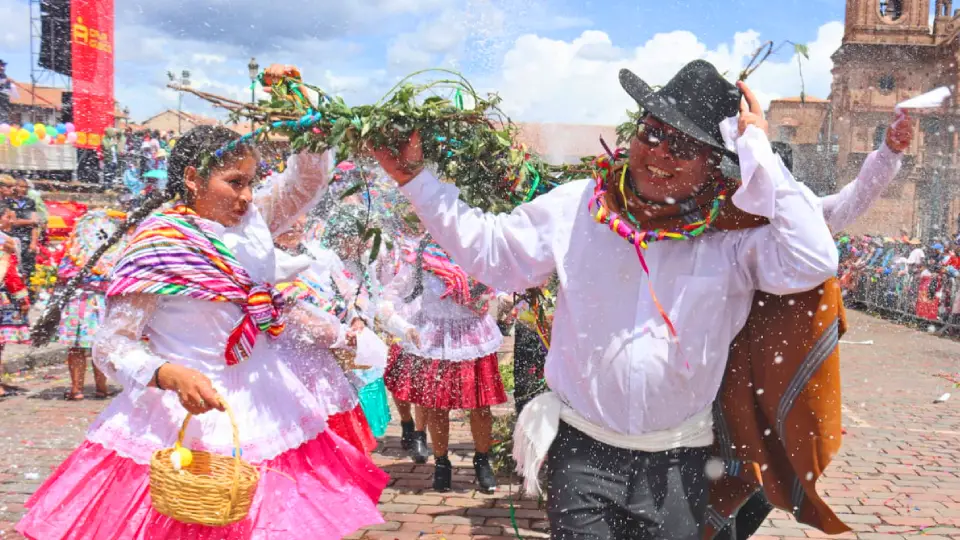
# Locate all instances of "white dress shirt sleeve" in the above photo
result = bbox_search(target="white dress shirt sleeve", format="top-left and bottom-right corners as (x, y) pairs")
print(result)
(729, 126), (840, 294)
(821, 144), (902, 232)
(399, 170), (569, 293)
(254, 151), (334, 236)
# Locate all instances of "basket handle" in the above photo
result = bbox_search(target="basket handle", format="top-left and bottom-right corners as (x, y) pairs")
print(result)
(177, 396), (243, 524)
(176, 396), (242, 460)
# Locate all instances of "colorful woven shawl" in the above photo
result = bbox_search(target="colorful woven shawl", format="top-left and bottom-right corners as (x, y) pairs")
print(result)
(107, 205), (285, 366)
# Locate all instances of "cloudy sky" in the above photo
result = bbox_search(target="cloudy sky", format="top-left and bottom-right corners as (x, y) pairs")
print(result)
(1, 0), (867, 125)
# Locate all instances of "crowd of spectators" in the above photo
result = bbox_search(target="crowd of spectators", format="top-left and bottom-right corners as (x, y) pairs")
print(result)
(838, 231), (960, 330)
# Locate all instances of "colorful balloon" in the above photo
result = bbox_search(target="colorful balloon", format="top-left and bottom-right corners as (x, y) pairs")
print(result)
(0, 124), (9, 134)
(56, 134), (66, 144)
(66, 131), (78, 143)
(0, 134), (6, 145)
(34, 125), (47, 139)
(23, 123), (34, 133)
(56, 123), (66, 134)
(65, 122), (76, 133)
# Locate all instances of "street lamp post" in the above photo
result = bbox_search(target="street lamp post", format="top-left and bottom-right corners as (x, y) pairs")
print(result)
(248, 58), (259, 133)
(167, 69), (192, 134)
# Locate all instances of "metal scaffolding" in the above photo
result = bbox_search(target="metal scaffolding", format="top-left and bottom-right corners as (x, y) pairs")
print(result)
(28, 0), (71, 101)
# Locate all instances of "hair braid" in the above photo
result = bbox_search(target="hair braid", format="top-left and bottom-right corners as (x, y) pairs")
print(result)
(30, 125), (248, 346)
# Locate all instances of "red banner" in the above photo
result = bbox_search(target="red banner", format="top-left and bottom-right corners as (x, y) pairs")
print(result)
(71, 0), (114, 150)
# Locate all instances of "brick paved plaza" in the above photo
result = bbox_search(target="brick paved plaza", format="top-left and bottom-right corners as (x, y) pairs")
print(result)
(0, 310), (958, 539)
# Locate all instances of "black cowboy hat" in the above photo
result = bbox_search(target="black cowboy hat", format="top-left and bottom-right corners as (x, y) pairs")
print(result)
(620, 60), (743, 177)
(620, 60), (741, 150)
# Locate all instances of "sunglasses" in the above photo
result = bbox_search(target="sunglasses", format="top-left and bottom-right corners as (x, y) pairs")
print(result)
(635, 120), (707, 161)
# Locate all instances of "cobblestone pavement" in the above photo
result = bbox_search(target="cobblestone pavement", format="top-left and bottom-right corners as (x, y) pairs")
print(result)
(0, 310), (958, 539)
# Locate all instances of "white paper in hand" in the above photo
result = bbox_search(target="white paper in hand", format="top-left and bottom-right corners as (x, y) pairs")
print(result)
(896, 87), (951, 112)
(355, 327), (388, 369)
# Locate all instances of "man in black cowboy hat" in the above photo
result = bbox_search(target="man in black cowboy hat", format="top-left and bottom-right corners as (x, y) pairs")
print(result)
(371, 60), (839, 539)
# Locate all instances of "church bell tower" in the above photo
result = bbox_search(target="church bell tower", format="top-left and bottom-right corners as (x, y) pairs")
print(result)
(843, 0), (936, 45)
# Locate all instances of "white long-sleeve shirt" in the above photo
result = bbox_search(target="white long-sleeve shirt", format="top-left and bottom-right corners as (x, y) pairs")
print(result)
(399, 127), (838, 436)
(821, 144), (902, 231)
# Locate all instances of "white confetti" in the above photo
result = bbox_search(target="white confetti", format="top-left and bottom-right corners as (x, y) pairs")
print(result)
(705, 458), (725, 480)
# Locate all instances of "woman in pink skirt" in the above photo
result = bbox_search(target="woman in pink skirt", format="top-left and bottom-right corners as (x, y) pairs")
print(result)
(382, 233), (506, 493)
(17, 119), (387, 539)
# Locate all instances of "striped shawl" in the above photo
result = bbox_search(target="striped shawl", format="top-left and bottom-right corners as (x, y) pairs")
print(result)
(107, 205), (285, 366)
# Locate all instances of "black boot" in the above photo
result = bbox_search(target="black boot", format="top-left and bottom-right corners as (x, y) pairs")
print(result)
(410, 431), (430, 464)
(433, 455), (452, 492)
(400, 420), (415, 451)
(473, 452), (497, 494)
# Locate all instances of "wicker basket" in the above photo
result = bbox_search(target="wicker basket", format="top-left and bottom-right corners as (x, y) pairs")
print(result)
(149, 400), (260, 526)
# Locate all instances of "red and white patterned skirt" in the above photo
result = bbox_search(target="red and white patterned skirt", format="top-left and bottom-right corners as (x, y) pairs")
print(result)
(384, 344), (506, 410)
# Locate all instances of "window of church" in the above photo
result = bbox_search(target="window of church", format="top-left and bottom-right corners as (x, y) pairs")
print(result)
(879, 0), (904, 20)
(879, 74), (896, 93)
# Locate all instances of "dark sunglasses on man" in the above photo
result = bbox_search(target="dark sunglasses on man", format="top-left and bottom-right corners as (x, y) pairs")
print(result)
(635, 118), (707, 161)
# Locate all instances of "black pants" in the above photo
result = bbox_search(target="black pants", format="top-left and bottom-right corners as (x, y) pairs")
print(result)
(547, 422), (709, 540)
(513, 324), (548, 414)
(712, 492), (773, 540)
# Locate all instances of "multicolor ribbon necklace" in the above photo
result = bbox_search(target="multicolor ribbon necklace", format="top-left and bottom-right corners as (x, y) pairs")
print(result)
(587, 149), (731, 338)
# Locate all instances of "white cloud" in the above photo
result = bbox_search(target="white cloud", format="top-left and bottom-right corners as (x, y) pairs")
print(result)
(387, 0), (507, 72)
(0, 0), (29, 49)
(486, 21), (844, 125)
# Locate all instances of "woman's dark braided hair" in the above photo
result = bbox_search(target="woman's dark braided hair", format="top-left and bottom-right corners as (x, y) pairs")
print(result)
(404, 235), (432, 304)
(31, 125), (248, 346)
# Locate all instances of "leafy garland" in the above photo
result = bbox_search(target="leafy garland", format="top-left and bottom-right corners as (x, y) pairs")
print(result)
(180, 69), (594, 215)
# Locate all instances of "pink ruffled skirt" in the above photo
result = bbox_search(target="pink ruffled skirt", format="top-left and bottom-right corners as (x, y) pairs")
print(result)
(17, 430), (389, 540)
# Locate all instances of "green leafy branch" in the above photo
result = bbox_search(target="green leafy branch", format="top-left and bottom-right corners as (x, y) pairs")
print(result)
(180, 69), (581, 214)
(739, 40), (811, 103)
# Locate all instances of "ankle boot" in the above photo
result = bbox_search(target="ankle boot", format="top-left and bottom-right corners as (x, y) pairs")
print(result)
(473, 452), (497, 494)
(400, 420), (415, 451)
(433, 455), (452, 492)
(409, 431), (430, 464)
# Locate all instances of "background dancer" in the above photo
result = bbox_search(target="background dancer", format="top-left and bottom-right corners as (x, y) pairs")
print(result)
(381, 232), (506, 494)
(274, 214), (384, 455)
(54, 209), (131, 401)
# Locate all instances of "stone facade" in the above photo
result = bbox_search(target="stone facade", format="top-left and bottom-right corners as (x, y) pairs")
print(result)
(770, 0), (960, 239)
